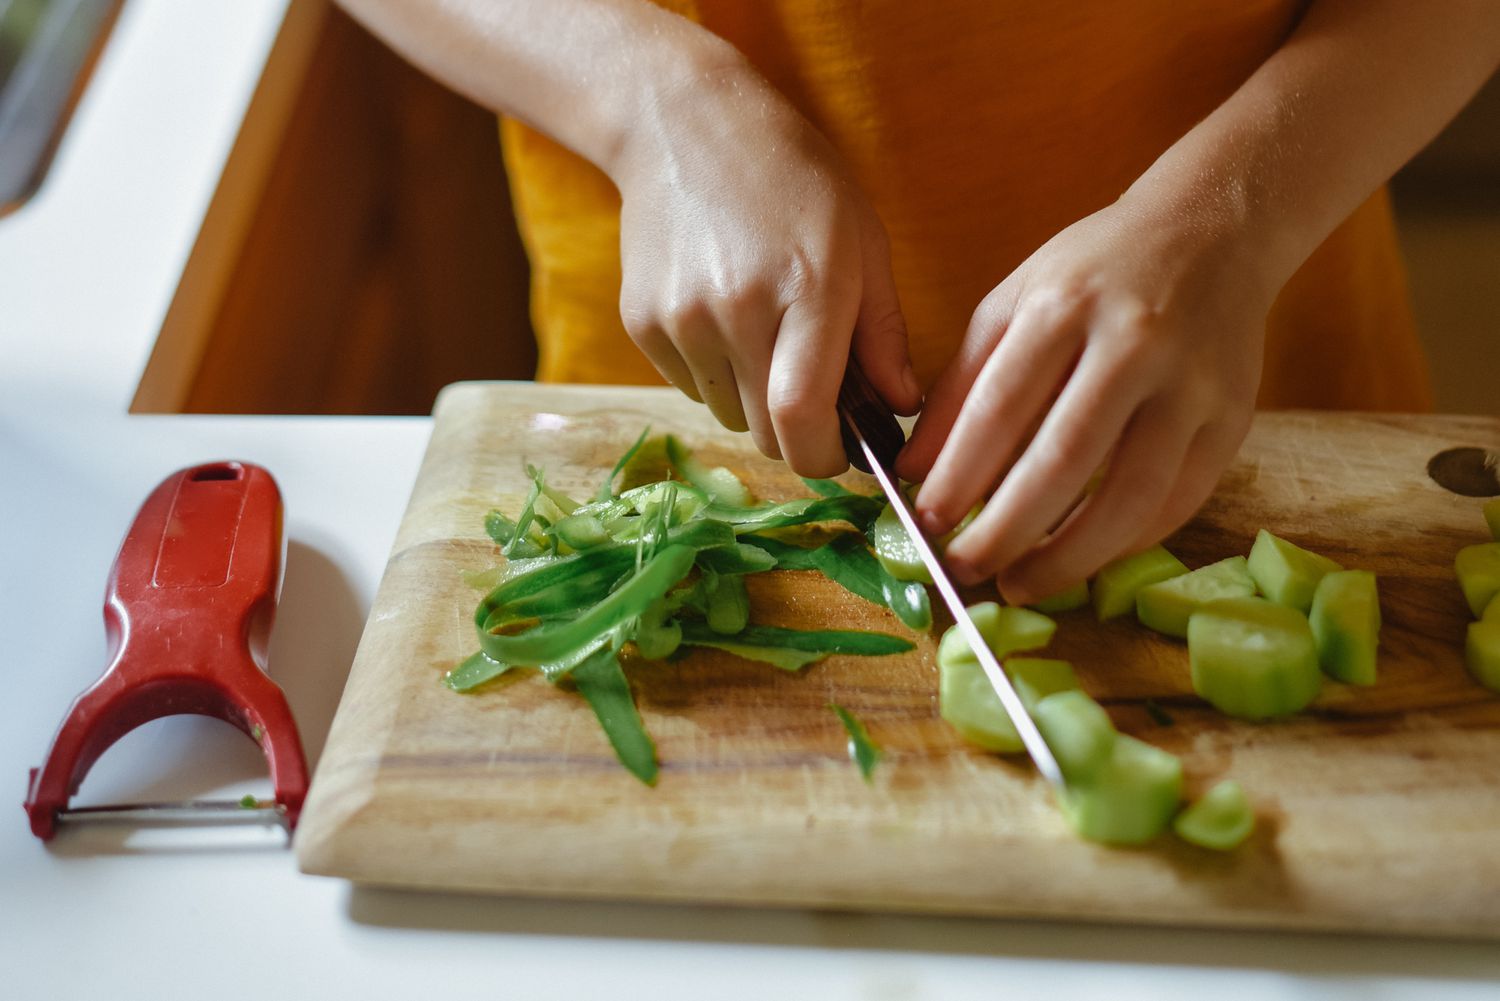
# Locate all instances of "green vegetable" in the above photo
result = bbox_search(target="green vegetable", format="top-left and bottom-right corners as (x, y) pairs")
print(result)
(596, 425), (653, 501)
(807, 534), (932, 631)
(803, 477), (858, 498)
(239, 794), (260, 809)
(1028, 581), (1090, 614)
(1187, 596), (1322, 720)
(1006, 658), (1081, 712)
(572, 647), (658, 785)
(1033, 689), (1116, 783)
(552, 513), (612, 551)
(695, 542), (778, 576)
(1059, 735), (1182, 846)
(1466, 619), (1500, 693)
(1308, 569), (1381, 685)
(1485, 592), (1500, 622)
(704, 572), (751, 635)
(830, 704), (881, 782)
(1455, 542), (1500, 619)
(679, 622), (912, 672)
(937, 607), (1060, 752)
(870, 503), (932, 583)
(1246, 529), (1341, 612)
(665, 434), (753, 507)
(1135, 556), (1255, 638)
(444, 650), (517, 692)
(1093, 545), (1188, 620)
(1484, 499), (1500, 541)
(1144, 699), (1175, 727)
(1172, 779), (1255, 851)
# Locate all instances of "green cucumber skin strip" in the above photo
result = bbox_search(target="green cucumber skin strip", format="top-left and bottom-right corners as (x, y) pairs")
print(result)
(830, 703), (881, 781)
(679, 621), (913, 655)
(572, 647), (659, 785)
(597, 426), (653, 501)
(445, 650), (516, 692)
(479, 545), (697, 666)
(808, 535), (886, 606)
(739, 534), (821, 571)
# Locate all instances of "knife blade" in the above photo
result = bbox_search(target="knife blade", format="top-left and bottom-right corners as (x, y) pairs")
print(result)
(837, 363), (1066, 789)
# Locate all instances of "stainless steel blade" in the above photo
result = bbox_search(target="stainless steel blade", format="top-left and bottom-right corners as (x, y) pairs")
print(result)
(845, 420), (1066, 789)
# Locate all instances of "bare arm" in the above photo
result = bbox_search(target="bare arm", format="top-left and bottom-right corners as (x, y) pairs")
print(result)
(336, 0), (921, 474)
(902, 0), (1500, 603)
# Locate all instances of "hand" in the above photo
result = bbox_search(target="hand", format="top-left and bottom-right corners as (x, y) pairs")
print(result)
(612, 62), (920, 477)
(896, 194), (1277, 604)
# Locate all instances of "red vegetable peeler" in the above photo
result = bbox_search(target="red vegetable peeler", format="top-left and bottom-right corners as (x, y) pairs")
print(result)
(25, 461), (308, 841)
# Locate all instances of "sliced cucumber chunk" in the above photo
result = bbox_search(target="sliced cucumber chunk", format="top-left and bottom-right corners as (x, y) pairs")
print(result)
(1466, 619), (1500, 693)
(1006, 657), (1081, 713)
(1172, 779), (1254, 851)
(1485, 499), (1500, 542)
(1029, 580), (1090, 614)
(1135, 556), (1255, 638)
(1093, 545), (1188, 621)
(871, 502), (932, 583)
(1034, 689), (1116, 783)
(937, 606), (1060, 752)
(1455, 542), (1500, 619)
(1308, 569), (1380, 685)
(1187, 596), (1322, 720)
(1484, 592), (1500, 622)
(1246, 529), (1341, 612)
(1059, 734), (1183, 846)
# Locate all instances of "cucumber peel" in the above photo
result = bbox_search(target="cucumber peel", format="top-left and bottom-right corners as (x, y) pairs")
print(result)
(1172, 779), (1254, 851)
(1308, 569), (1381, 685)
(1247, 529), (1341, 612)
(1093, 545), (1188, 620)
(1135, 556), (1255, 638)
(1188, 596), (1322, 720)
(1455, 542), (1500, 619)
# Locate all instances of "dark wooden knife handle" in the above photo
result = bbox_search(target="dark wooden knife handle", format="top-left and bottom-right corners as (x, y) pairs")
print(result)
(837, 357), (906, 473)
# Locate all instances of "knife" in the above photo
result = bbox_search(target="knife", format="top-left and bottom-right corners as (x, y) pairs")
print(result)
(837, 362), (1066, 789)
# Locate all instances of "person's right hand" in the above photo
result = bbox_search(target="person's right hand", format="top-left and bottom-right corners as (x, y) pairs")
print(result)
(610, 61), (921, 477)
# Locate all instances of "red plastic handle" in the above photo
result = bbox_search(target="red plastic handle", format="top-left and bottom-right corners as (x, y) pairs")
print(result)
(24, 462), (309, 840)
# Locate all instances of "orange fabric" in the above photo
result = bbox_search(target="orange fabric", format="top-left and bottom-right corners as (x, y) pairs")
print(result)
(500, 0), (1431, 411)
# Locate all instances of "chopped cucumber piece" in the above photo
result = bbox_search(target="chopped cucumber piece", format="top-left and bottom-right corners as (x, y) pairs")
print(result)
(1034, 689), (1116, 783)
(870, 502), (932, 583)
(1484, 592), (1500, 622)
(1029, 580), (1090, 614)
(1172, 779), (1254, 851)
(1455, 542), (1500, 619)
(1308, 569), (1381, 685)
(1246, 529), (1341, 612)
(937, 606), (1060, 752)
(664, 434), (753, 507)
(1006, 658), (1081, 712)
(1059, 734), (1183, 846)
(1485, 499), (1500, 541)
(1187, 596), (1322, 720)
(937, 603), (1057, 667)
(1466, 620), (1500, 693)
(1135, 556), (1255, 638)
(1093, 545), (1188, 620)
(705, 573), (750, 635)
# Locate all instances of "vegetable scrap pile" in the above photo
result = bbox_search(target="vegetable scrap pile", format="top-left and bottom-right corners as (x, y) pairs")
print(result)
(446, 430), (921, 785)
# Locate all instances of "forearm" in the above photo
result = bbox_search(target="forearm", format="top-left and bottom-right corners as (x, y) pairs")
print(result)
(334, 0), (746, 179)
(1125, 0), (1500, 288)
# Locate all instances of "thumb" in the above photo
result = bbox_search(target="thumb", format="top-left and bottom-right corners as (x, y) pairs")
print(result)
(852, 226), (922, 417)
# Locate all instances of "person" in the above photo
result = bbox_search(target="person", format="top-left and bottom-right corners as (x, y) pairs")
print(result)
(338, 0), (1500, 604)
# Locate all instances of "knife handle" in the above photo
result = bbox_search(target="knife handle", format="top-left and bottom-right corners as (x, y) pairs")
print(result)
(837, 357), (906, 473)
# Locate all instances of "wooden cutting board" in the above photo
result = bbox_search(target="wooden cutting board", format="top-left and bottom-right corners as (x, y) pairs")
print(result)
(295, 382), (1500, 938)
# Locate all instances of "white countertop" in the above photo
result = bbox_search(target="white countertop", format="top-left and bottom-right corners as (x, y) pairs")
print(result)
(1, 3), (1496, 998)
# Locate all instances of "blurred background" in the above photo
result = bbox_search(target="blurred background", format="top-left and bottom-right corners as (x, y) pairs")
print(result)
(18, 2), (1487, 417)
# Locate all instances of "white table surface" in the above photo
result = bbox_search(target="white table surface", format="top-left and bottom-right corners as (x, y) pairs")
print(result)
(1, 3), (1497, 998)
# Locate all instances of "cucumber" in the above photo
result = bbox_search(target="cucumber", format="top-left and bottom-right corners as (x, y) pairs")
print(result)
(553, 513), (612, 551)
(937, 606), (1059, 752)
(1093, 545), (1188, 620)
(1454, 542), (1500, 619)
(1187, 596), (1322, 720)
(1307, 569), (1381, 685)
(1466, 619), (1500, 693)
(1006, 657), (1081, 712)
(1135, 556), (1255, 638)
(1172, 779), (1254, 851)
(1029, 580), (1090, 614)
(871, 502), (932, 583)
(1485, 499), (1500, 541)
(705, 573), (750, 635)
(1033, 689), (1116, 783)
(664, 434), (753, 507)
(1058, 734), (1183, 846)
(1485, 592), (1500, 622)
(1246, 529), (1341, 612)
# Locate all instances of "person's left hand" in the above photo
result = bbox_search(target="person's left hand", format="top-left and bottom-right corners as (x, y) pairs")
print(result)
(895, 193), (1279, 605)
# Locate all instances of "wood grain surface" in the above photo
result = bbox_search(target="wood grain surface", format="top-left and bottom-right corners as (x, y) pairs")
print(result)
(295, 383), (1500, 938)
